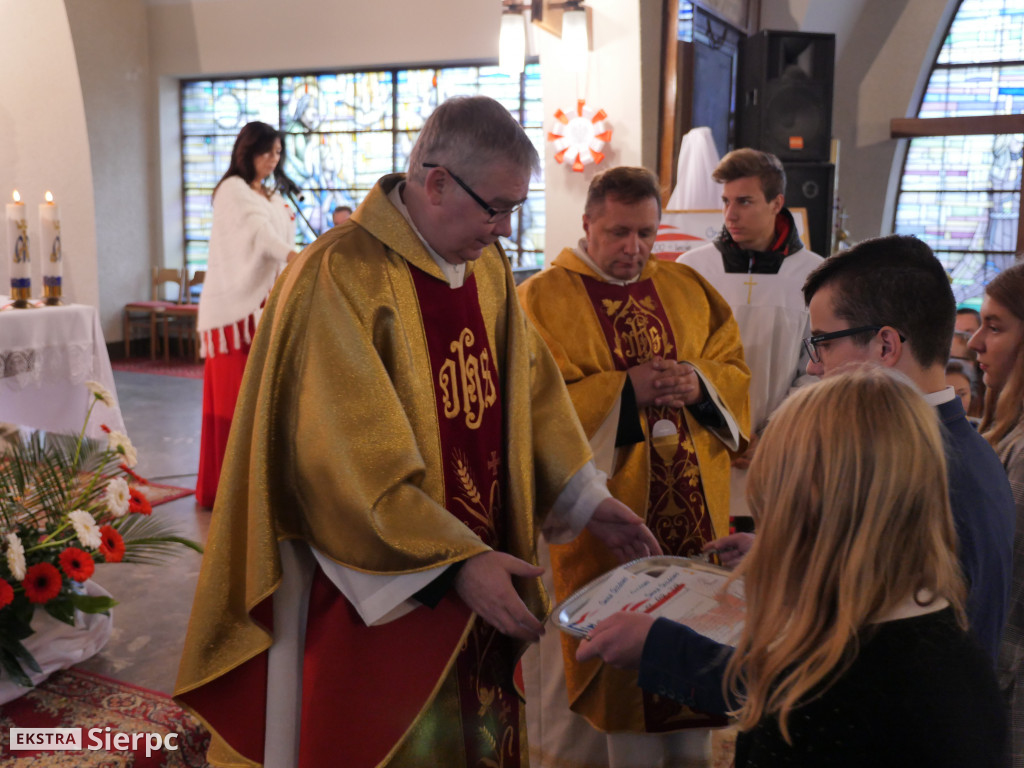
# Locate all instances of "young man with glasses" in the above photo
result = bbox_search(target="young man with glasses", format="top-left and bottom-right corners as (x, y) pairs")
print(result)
(175, 96), (660, 768)
(517, 165), (750, 768)
(720, 234), (1012, 662)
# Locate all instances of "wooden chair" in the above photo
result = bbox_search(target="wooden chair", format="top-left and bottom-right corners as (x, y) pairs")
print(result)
(162, 270), (205, 362)
(122, 268), (184, 360)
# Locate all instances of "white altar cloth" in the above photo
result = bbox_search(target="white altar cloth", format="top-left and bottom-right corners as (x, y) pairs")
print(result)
(0, 299), (127, 439)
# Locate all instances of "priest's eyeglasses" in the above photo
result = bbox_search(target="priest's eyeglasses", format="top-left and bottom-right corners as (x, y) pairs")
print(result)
(803, 325), (906, 364)
(422, 163), (526, 223)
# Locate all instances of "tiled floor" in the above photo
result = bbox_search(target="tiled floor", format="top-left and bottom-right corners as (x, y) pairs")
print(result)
(75, 369), (209, 695)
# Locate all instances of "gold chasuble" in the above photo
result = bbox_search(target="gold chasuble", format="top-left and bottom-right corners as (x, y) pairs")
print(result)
(518, 248), (750, 734)
(175, 175), (592, 768)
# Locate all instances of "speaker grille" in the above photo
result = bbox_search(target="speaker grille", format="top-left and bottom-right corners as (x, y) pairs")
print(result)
(737, 31), (835, 162)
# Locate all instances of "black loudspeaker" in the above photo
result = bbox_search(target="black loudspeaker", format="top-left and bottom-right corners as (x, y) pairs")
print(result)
(785, 162), (834, 256)
(737, 31), (835, 162)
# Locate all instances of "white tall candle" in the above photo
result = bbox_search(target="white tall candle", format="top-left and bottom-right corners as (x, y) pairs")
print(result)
(6, 191), (30, 286)
(39, 191), (62, 284)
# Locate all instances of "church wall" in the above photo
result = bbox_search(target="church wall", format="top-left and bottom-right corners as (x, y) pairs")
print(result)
(146, 0), (501, 77)
(65, 0), (152, 341)
(538, 0), (649, 262)
(0, 1), (99, 313)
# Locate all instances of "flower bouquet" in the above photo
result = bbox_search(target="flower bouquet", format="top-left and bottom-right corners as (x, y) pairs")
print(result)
(0, 381), (202, 688)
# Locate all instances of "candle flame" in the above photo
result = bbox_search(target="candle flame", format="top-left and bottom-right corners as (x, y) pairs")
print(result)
(12, 190), (20, 203)
(45, 191), (53, 203)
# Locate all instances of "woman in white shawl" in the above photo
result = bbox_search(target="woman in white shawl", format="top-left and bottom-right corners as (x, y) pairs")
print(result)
(196, 121), (299, 508)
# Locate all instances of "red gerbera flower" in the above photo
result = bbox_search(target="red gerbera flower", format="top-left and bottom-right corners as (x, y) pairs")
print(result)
(59, 547), (96, 582)
(99, 525), (126, 563)
(0, 578), (13, 609)
(23, 562), (63, 604)
(129, 487), (152, 516)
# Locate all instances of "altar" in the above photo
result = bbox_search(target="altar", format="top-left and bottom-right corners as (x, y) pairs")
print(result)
(0, 299), (126, 438)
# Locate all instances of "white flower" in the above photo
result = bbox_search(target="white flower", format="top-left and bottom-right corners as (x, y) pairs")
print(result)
(69, 509), (102, 550)
(104, 477), (131, 518)
(85, 380), (116, 409)
(5, 533), (25, 580)
(106, 431), (138, 469)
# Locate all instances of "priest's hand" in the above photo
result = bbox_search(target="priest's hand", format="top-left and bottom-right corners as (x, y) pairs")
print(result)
(704, 532), (755, 569)
(454, 551), (546, 641)
(575, 612), (657, 669)
(586, 497), (661, 562)
(669, 362), (704, 407)
(628, 357), (704, 408)
(731, 431), (759, 469)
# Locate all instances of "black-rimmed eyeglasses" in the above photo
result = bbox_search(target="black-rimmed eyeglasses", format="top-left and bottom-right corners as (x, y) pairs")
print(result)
(422, 163), (525, 223)
(802, 325), (907, 364)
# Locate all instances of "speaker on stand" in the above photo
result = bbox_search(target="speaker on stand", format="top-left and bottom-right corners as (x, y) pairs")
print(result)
(736, 30), (837, 254)
(736, 31), (835, 162)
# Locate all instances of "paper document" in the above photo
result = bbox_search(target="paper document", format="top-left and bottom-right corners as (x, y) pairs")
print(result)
(554, 556), (745, 646)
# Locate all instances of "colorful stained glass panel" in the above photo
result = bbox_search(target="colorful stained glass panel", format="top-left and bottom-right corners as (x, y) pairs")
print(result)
(936, 0), (1024, 65)
(182, 63), (544, 261)
(893, 0), (1024, 301)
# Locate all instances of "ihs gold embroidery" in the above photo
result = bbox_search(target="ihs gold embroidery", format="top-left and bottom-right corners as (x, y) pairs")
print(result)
(439, 328), (497, 429)
(602, 295), (673, 365)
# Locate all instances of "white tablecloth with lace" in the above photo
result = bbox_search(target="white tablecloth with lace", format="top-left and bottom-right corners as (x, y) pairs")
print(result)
(0, 299), (126, 439)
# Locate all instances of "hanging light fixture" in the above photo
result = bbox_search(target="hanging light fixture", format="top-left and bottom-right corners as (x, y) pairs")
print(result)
(559, 1), (589, 73)
(499, 3), (528, 76)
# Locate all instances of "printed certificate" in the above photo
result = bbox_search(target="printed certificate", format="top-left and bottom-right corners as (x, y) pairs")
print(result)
(553, 556), (745, 646)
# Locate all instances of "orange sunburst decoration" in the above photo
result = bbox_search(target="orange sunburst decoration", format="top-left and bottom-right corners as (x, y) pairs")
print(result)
(547, 99), (612, 173)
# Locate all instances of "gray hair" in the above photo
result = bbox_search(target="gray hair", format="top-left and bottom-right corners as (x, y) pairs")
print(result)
(407, 96), (540, 185)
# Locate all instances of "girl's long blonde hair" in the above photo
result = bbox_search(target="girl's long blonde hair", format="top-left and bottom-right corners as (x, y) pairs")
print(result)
(724, 366), (965, 742)
(978, 261), (1024, 447)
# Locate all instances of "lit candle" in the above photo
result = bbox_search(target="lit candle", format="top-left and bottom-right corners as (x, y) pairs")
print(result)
(6, 191), (30, 303)
(39, 191), (62, 303)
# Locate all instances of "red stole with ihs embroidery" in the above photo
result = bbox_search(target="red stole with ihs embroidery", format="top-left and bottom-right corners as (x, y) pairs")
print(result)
(409, 265), (522, 767)
(581, 275), (714, 556)
(582, 274), (722, 732)
(292, 267), (519, 768)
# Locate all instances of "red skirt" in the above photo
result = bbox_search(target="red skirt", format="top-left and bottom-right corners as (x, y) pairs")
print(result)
(196, 318), (255, 508)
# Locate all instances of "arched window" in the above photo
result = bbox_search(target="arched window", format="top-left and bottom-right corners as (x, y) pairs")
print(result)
(892, 0), (1024, 302)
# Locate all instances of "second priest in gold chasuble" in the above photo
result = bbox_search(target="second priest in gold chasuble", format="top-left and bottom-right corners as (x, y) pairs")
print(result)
(518, 166), (750, 768)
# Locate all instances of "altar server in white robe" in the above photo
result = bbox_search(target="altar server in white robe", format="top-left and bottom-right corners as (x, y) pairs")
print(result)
(679, 148), (822, 525)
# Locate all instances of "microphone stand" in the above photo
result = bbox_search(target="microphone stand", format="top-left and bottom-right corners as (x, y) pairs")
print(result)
(285, 189), (321, 242)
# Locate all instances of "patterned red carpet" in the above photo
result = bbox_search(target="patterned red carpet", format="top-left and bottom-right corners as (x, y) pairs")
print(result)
(110, 358), (204, 380)
(0, 668), (210, 766)
(130, 479), (195, 508)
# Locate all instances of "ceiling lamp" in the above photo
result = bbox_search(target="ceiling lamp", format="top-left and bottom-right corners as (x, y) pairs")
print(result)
(499, 3), (528, 76)
(560, 1), (589, 73)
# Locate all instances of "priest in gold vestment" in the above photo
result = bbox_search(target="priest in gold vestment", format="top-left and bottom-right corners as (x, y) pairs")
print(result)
(174, 98), (660, 768)
(518, 166), (750, 768)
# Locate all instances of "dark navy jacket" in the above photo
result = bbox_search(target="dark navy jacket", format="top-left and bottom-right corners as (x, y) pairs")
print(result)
(639, 395), (1015, 713)
(940, 395), (1014, 662)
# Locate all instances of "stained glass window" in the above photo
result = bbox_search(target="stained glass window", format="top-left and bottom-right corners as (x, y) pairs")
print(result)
(181, 63), (544, 269)
(893, 0), (1024, 302)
